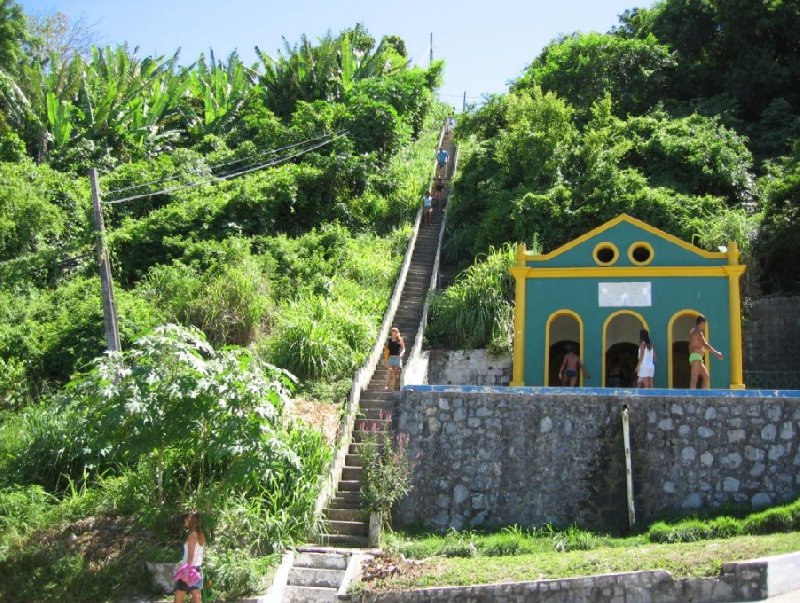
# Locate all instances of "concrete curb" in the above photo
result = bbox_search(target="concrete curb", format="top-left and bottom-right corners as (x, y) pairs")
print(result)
(347, 551), (800, 602)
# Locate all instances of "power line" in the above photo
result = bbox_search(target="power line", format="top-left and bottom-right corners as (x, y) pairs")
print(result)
(104, 133), (346, 205)
(104, 132), (343, 198)
(0, 247), (92, 269)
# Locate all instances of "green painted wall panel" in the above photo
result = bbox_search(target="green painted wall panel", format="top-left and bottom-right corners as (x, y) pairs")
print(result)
(523, 276), (731, 387)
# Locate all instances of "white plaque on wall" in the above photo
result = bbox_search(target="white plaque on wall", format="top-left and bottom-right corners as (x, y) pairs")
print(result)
(598, 282), (652, 307)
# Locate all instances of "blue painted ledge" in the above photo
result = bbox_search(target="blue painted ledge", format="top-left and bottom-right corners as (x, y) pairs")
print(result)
(401, 384), (800, 399)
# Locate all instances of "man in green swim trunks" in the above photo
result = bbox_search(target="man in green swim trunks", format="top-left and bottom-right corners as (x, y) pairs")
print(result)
(689, 314), (723, 389)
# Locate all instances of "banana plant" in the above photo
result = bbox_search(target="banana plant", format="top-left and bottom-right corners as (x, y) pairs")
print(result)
(0, 51), (83, 161)
(79, 45), (185, 159)
(184, 50), (256, 138)
(45, 90), (74, 148)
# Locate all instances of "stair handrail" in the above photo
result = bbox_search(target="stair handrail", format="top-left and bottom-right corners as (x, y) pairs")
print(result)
(311, 187), (429, 525)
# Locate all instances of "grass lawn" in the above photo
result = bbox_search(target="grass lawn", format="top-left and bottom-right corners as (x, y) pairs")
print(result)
(361, 531), (800, 592)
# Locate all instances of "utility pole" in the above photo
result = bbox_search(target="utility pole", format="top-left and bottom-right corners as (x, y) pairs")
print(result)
(462, 91), (467, 113)
(429, 33), (433, 66)
(89, 168), (122, 353)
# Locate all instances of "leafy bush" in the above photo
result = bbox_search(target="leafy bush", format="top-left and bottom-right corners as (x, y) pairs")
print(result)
(359, 423), (415, 519)
(67, 324), (298, 506)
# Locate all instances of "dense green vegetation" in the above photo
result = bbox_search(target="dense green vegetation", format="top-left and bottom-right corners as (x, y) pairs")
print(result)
(2, 0), (799, 599)
(432, 0), (800, 349)
(0, 3), (443, 599)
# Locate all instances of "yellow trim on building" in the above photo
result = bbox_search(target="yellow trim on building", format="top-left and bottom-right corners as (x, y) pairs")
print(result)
(667, 309), (708, 388)
(544, 310), (585, 385)
(601, 310), (649, 387)
(521, 266), (738, 279)
(627, 241), (655, 266)
(510, 263), (527, 386)
(523, 214), (727, 263)
(592, 241), (620, 266)
(726, 242), (746, 389)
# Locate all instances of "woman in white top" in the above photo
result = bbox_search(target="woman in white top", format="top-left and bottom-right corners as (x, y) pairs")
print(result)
(174, 511), (206, 603)
(636, 328), (657, 388)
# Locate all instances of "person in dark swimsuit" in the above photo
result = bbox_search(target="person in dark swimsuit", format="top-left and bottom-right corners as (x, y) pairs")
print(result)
(558, 344), (590, 386)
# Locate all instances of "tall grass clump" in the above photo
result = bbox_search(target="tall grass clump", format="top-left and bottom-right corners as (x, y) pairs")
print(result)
(0, 400), (90, 493)
(185, 257), (271, 346)
(266, 296), (375, 380)
(647, 497), (800, 543)
(742, 498), (800, 534)
(426, 244), (515, 353)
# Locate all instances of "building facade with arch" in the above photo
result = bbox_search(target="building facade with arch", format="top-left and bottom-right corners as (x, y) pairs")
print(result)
(510, 214), (746, 389)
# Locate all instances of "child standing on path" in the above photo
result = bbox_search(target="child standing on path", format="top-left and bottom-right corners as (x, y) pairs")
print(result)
(173, 511), (206, 603)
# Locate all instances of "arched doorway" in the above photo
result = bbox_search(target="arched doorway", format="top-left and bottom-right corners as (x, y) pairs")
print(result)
(669, 311), (706, 388)
(545, 311), (583, 385)
(603, 311), (647, 387)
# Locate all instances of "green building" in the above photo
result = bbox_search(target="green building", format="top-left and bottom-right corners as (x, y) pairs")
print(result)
(510, 214), (746, 389)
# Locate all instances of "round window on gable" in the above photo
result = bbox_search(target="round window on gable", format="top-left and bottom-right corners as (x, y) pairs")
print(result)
(593, 242), (619, 266)
(628, 242), (655, 266)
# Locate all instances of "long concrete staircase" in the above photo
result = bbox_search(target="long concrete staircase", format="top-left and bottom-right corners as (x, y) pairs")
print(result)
(321, 202), (444, 549)
(322, 127), (455, 549)
(275, 126), (456, 602)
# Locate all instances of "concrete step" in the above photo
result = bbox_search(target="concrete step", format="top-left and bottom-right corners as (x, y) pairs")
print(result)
(345, 453), (362, 466)
(336, 479), (361, 492)
(294, 551), (349, 570)
(359, 400), (393, 410)
(359, 407), (392, 420)
(327, 519), (368, 537)
(341, 465), (362, 481)
(325, 507), (364, 522)
(353, 429), (390, 442)
(321, 533), (369, 548)
(283, 584), (338, 603)
(355, 418), (391, 431)
(329, 496), (362, 509)
(287, 566), (345, 588)
(348, 442), (383, 456)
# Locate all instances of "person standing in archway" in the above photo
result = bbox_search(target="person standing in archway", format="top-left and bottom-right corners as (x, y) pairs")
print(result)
(636, 329), (656, 388)
(689, 314), (723, 389)
(558, 344), (590, 386)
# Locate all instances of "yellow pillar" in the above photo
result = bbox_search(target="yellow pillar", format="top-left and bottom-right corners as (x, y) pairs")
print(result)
(510, 244), (527, 386)
(725, 242), (746, 389)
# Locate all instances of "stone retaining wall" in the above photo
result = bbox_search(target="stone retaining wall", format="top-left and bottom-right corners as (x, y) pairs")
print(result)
(426, 350), (512, 386)
(394, 387), (800, 532)
(745, 296), (800, 372)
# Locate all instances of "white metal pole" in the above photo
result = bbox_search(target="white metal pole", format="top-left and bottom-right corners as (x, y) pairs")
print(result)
(622, 405), (636, 529)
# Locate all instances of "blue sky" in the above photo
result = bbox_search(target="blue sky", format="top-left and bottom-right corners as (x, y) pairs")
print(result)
(18, 0), (643, 108)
